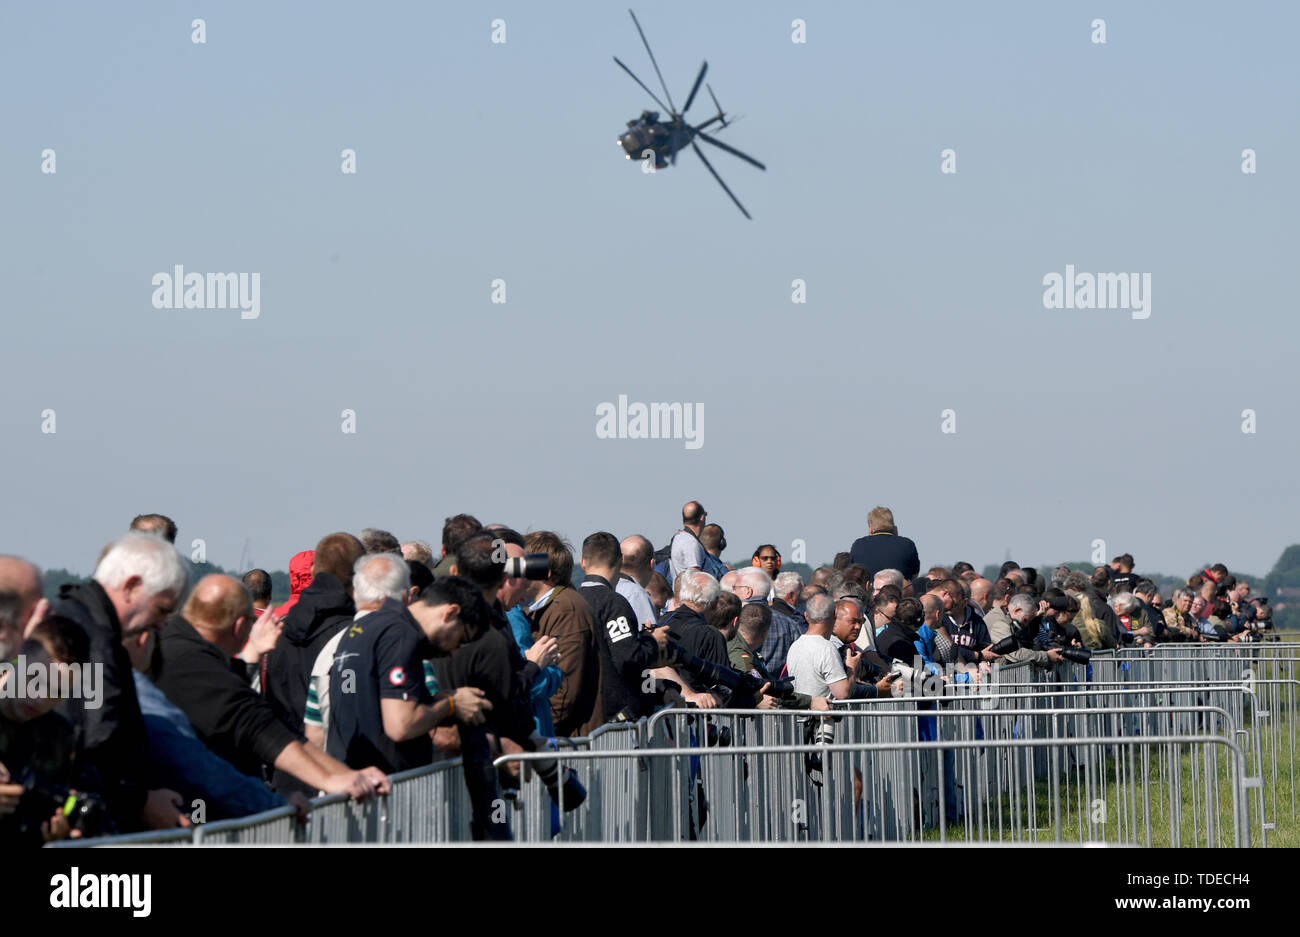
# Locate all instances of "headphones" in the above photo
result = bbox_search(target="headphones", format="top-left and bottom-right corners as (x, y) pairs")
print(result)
(752, 547), (782, 572)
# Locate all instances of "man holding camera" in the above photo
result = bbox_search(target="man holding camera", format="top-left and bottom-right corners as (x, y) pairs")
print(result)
(578, 532), (670, 726)
(987, 595), (1065, 667)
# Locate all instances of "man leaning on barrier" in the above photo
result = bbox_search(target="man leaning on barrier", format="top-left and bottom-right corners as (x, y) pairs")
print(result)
(54, 533), (192, 832)
(155, 575), (391, 803)
(985, 595), (1064, 668)
(436, 534), (587, 840)
(578, 532), (671, 725)
(327, 576), (492, 774)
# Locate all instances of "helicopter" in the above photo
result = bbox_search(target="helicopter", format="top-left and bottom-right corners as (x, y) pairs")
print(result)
(613, 9), (766, 219)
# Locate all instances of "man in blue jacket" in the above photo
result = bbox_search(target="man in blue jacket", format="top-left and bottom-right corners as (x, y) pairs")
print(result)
(848, 506), (921, 582)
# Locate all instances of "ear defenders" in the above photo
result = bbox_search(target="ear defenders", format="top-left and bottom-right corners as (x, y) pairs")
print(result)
(752, 549), (782, 572)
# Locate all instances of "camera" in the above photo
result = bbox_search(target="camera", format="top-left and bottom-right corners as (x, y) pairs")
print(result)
(501, 552), (551, 580)
(17, 769), (116, 839)
(890, 660), (919, 682)
(990, 635), (1019, 656)
(666, 641), (767, 700)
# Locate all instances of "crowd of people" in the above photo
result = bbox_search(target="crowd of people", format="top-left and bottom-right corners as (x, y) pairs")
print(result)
(0, 504), (1275, 844)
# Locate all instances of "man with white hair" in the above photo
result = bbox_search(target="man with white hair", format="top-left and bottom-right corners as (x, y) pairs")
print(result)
(400, 540), (434, 566)
(1111, 591), (1152, 644)
(657, 571), (728, 696)
(303, 553), (414, 748)
(987, 594), (1063, 667)
(871, 568), (904, 596)
(760, 570), (805, 679)
(54, 531), (190, 831)
(734, 566), (772, 605)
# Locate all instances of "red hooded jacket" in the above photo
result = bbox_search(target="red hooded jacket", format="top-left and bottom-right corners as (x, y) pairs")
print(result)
(274, 550), (315, 618)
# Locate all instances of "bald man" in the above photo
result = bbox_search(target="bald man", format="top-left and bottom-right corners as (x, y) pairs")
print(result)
(969, 578), (993, 615)
(667, 501), (709, 584)
(0, 555), (47, 658)
(156, 574), (389, 802)
(616, 535), (658, 629)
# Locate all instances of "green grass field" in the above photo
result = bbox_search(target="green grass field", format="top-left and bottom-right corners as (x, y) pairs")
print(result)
(919, 716), (1297, 847)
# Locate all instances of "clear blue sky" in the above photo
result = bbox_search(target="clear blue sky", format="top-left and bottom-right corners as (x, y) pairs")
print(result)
(2, 1), (1296, 578)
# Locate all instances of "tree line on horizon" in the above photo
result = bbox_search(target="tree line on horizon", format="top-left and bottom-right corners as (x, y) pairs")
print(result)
(37, 544), (1300, 630)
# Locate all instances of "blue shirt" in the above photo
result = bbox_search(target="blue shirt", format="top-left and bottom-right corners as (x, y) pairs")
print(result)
(134, 672), (284, 820)
(507, 604), (563, 737)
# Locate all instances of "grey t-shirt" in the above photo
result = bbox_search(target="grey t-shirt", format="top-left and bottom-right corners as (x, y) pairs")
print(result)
(616, 576), (658, 629)
(669, 529), (707, 585)
(785, 633), (847, 698)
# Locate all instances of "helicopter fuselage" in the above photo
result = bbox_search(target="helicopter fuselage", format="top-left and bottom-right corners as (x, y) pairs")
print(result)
(617, 111), (722, 168)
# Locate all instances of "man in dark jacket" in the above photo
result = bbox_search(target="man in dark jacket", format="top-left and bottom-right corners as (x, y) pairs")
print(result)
(327, 586), (491, 775)
(931, 578), (995, 664)
(658, 570), (728, 692)
(262, 532), (363, 793)
(435, 535), (584, 839)
(54, 531), (190, 832)
(156, 574), (388, 801)
(577, 532), (668, 726)
(848, 506), (921, 582)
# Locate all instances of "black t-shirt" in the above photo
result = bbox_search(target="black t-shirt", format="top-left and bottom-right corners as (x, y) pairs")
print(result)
(434, 614), (538, 747)
(327, 599), (434, 774)
(1110, 571), (1137, 592)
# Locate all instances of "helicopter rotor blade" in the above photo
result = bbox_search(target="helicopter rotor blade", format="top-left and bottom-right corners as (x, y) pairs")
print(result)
(691, 139), (751, 219)
(706, 83), (724, 123)
(681, 61), (708, 115)
(695, 129), (766, 171)
(668, 128), (681, 167)
(613, 56), (670, 113)
(628, 9), (676, 113)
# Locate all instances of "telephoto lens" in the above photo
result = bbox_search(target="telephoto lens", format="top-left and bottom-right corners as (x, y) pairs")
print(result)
(501, 552), (551, 580)
(1061, 647), (1091, 665)
(990, 635), (1019, 656)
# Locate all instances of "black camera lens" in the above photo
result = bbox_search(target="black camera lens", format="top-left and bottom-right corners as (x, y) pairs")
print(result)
(502, 552), (551, 581)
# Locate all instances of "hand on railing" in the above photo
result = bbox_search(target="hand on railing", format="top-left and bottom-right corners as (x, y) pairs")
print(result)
(286, 791), (312, 822)
(361, 767), (391, 796)
(141, 788), (193, 829)
(321, 768), (390, 801)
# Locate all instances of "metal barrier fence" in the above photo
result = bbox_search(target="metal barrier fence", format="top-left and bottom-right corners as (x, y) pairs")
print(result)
(43, 827), (196, 848)
(639, 700), (1255, 846)
(46, 645), (1293, 847)
(494, 730), (1253, 847)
